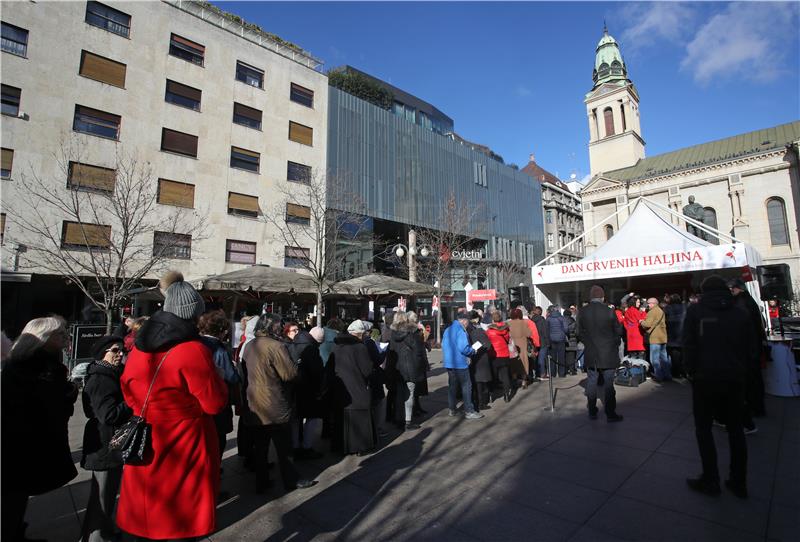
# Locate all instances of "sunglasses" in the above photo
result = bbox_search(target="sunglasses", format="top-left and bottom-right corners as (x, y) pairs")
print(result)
(106, 346), (123, 354)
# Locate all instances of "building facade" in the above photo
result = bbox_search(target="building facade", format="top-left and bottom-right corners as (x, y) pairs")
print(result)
(521, 155), (584, 264)
(326, 76), (545, 309)
(580, 28), (800, 292)
(1, 1), (328, 328)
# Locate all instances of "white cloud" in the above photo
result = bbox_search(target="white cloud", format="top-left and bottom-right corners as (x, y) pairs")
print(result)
(515, 85), (532, 97)
(619, 2), (697, 52)
(680, 2), (799, 85)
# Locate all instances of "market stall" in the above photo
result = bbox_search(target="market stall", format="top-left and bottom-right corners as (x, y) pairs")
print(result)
(532, 198), (765, 308)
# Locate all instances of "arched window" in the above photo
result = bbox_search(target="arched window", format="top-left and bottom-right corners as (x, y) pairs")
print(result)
(703, 207), (719, 245)
(620, 103), (627, 131)
(603, 107), (615, 137)
(766, 197), (789, 245)
(605, 224), (614, 240)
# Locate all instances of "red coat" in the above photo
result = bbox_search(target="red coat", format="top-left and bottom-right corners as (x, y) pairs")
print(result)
(117, 339), (228, 539)
(524, 318), (541, 348)
(624, 306), (646, 351)
(486, 324), (511, 358)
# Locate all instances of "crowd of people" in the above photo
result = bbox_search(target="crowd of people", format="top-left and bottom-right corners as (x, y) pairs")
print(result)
(0, 271), (776, 540)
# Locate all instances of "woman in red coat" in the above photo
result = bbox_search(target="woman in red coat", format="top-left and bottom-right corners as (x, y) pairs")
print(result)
(486, 312), (514, 402)
(623, 296), (646, 358)
(117, 272), (227, 540)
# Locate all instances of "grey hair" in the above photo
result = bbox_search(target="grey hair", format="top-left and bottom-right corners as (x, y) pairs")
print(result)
(407, 311), (418, 324)
(9, 316), (67, 360)
(390, 311), (409, 330)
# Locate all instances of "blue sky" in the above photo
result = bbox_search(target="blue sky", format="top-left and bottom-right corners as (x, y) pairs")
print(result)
(222, 1), (800, 182)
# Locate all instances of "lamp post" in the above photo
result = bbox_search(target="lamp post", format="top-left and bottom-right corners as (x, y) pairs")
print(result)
(394, 229), (430, 282)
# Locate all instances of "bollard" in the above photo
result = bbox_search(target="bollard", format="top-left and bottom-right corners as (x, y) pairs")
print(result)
(544, 353), (557, 412)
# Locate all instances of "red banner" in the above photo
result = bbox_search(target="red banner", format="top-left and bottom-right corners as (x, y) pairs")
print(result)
(467, 289), (497, 302)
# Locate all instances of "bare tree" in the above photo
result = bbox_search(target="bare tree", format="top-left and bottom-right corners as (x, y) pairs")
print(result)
(412, 192), (486, 345)
(7, 135), (208, 332)
(487, 259), (527, 311)
(260, 168), (372, 320)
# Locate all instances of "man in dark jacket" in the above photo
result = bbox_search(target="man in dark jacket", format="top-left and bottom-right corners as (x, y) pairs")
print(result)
(728, 278), (767, 423)
(576, 285), (624, 422)
(685, 276), (755, 499)
(531, 306), (551, 379)
(547, 306), (570, 378)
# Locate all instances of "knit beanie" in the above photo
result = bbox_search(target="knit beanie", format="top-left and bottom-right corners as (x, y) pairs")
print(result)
(90, 335), (124, 360)
(702, 275), (729, 293)
(160, 270), (205, 321)
(589, 285), (605, 300)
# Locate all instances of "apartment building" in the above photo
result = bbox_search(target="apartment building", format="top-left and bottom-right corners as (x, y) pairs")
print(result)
(1, 1), (328, 327)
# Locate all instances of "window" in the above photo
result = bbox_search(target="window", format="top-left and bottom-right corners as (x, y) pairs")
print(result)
(286, 203), (311, 225)
(230, 146), (259, 172)
(1, 22), (28, 56)
(73, 105), (120, 140)
(232, 102), (262, 130)
(85, 2), (130, 38)
(620, 103), (627, 131)
(603, 107), (615, 137)
(287, 161), (311, 183)
(79, 51), (126, 88)
(703, 207), (719, 245)
(288, 121), (313, 146)
(68, 162), (116, 193)
(605, 224), (614, 240)
(290, 83), (314, 107)
(153, 231), (191, 260)
(161, 128), (198, 157)
(235, 61), (263, 88)
(228, 192), (259, 218)
(547, 233), (553, 248)
(0, 213), (5, 245)
(61, 221), (111, 249)
(169, 33), (204, 66)
(165, 80), (201, 111)
(284, 246), (310, 268)
(766, 197), (789, 246)
(1, 85), (20, 116)
(157, 179), (194, 208)
(1, 148), (12, 178)
(226, 239), (256, 264)
(545, 210), (553, 224)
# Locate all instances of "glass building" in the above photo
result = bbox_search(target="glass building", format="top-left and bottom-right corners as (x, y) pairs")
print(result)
(327, 72), (545, 310)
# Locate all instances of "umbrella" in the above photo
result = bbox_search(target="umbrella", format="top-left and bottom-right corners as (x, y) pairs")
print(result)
(195, 265), (321, 295)
(332, 273), (435, 296)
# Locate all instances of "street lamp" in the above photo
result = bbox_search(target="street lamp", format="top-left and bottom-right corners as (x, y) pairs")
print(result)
(393, 229), (430, 282)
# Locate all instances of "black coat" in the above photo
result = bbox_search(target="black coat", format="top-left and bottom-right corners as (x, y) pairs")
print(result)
(389, 327), (427, 384)
(732, 291), (767, 360)
(291, 331), (328, 419)
(468, 325), (493, 382)
(564, 316), (578, 350)
(1, 349), (78, 495)
(81, 361), (132, 470)
(331, 333), (375, 410)
(664, 303), (686, 348)
(576, 301), (624, 369)
(683, 289), (756, 382)
(532, 315), (551, 348)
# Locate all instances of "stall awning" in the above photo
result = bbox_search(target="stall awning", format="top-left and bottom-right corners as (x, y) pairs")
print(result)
(532, 199), (763, 285)
(332, 274), (436, 296)
(196, 265), (321, 295)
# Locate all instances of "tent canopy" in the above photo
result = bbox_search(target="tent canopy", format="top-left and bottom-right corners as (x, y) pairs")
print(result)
(332, 273), (435, 296)
(196, 265), (321, 295)
(532, 198), (762, 286)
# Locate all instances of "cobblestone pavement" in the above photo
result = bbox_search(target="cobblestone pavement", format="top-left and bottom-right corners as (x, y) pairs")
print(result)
(27, 350), (799, 541)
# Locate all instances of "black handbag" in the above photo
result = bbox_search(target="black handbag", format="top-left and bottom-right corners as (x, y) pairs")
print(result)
(109, 349), (172, 465)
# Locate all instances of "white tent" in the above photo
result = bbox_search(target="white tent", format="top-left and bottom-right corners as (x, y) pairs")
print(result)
(532, 198), (765, 307)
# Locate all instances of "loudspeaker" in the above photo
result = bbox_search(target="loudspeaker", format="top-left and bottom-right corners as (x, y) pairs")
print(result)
(757, 264), (791, 301)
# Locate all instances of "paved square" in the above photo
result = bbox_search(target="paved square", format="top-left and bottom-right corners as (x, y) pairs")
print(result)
(27, 351), (798, 541)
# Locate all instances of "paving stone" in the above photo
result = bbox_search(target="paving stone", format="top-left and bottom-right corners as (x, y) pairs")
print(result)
(767, 502), (799, 542)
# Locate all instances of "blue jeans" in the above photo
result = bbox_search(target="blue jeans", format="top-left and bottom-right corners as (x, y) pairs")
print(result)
(447, 368), (476, 413)
(650, 343), (671, 380)
(537, 345), (550, 377)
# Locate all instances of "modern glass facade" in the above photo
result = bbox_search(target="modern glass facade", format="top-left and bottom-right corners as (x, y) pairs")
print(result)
(327, 86), (545, 292)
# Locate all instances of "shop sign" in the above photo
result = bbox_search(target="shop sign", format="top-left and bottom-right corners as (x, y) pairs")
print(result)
(468, 289), (497, 303)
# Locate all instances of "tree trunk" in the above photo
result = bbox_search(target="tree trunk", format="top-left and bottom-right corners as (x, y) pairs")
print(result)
(435, 284), (443, 347)
(105, 308), (113, 335)
(316, 289), (324, 327)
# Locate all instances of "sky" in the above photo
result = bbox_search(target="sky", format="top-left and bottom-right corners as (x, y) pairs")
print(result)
(222, 1), (800, 182)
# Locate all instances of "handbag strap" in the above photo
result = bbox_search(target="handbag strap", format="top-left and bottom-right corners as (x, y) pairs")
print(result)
(140, 348), (173, 419)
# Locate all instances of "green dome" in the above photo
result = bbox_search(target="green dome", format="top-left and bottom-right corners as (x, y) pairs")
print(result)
(592, 27), (628, 89)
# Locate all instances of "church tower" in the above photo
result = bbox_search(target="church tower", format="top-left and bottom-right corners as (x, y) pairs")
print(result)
(585, 26), (645, 176)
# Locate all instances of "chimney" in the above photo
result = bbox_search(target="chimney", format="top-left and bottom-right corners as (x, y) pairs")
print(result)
(529, 153), (536, 163)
